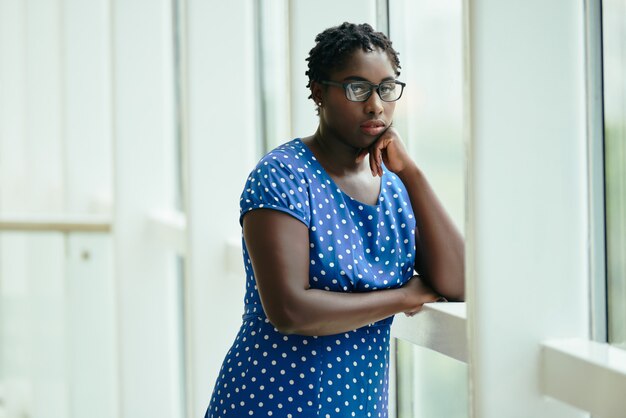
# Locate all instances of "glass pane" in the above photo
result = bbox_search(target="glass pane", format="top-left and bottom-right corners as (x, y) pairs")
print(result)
(390, 0), (468, 416)
(0, 232), (117, 418)
(396, 340), (468, 418)
(258, 0), (378, 151)
(390, 0), (465, 228)
(603, 0), (626, 349)
(255, 0), (292, 153)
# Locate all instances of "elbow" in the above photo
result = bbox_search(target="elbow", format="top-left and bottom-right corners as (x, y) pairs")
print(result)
(265, 306), (309, 335)
(443, 275), (466, 301)
(258, 288), (314, 334)
(269, 317), (299, 335)
(427, 264), (465, 301)
(441, 285), (465, 302)
(271, 320), (313, 336)
(433, 283), (464, 302)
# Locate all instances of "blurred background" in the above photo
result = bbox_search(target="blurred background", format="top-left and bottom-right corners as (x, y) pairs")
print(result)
(0, 0), (624, 417)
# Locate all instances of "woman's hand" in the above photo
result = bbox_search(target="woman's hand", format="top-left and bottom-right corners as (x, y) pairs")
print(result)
(401, 275), (442, 316)
(367, 126), (415, 177)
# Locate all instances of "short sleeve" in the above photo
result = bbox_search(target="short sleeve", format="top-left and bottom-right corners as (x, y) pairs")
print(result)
(239, 155), (311, 227)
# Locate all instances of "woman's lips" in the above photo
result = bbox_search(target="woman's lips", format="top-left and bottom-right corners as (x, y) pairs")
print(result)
(360, 121), (386, 136)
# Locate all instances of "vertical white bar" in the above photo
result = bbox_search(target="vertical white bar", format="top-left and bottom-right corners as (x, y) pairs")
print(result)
(466, 1), (590, 417)
(0, 234), (29, 418)
(603, 0), (626, 348)
(1, 1), (69, 417)
(66, 233), (118, 418)
(28, 234), (68, 418)
(0, 0), (26, 213)
(62, 0), (113, 214)
(584, 0), (607, 343)
(61, 3), (117, 414)
(23, 0), (65, 213)
(0, 0), (64, 213)
(111, 0), (183, 417)
(0, 234), (69, 418)
(184, 1), (257, 415)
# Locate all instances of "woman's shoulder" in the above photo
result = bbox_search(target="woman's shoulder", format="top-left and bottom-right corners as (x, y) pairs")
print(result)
(240, 138), (312, 226)
(247, 138), (315, 181)
(256, 138), (308, 168)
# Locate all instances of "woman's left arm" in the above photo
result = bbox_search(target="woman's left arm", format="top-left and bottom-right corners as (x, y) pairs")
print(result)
(367, 127), (465, 301)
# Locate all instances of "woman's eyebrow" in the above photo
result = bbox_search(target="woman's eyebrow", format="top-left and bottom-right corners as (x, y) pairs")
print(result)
(342, 75), (396, 82)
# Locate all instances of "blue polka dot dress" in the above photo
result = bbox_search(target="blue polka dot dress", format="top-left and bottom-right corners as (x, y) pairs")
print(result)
(206, 139), (417, 418)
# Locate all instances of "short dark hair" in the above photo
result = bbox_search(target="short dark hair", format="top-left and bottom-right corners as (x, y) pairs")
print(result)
(305, 22), (401, 105)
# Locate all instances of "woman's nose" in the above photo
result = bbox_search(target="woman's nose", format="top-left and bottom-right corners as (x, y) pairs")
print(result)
(364, 90), (384, 115)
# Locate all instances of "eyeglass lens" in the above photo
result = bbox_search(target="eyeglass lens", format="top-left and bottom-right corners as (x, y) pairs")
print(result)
(346, 81), (402, 102)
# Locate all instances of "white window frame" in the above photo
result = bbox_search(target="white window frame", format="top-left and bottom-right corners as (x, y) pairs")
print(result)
(464, 0), (625, 417)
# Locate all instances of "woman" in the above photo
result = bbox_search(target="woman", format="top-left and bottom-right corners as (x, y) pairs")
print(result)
(206, 22), (464, 418)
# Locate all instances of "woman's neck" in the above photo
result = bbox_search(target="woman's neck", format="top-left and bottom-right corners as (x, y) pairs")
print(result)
(304, 128), (368, 176)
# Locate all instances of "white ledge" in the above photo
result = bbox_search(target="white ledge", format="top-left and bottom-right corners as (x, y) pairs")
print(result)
(391, 302), (467, 363)
(147, 209), (187, 254)
(541, 338), (626, 417)
(0, 214), (111, 232)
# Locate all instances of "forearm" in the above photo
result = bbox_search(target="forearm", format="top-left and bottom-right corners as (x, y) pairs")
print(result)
(397, 164), (465, 300)
(263, 286), (411, 336)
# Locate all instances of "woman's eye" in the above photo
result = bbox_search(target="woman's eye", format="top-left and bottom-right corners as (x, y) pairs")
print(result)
(380, 83), (395, 94)
(350, 83), (369, 94)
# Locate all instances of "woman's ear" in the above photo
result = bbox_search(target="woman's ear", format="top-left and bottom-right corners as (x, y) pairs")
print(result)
(311, 82), (323, 106)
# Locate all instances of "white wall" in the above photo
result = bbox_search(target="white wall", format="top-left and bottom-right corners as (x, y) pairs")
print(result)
(466, 1), (590, 417)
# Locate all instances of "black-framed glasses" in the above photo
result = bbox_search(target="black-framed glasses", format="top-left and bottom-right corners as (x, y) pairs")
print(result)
(320, 80), (406, 102)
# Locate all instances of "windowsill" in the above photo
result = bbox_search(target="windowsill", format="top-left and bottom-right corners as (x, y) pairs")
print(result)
(541, 338), (626, 416)
(391, 302), (468, 363)
(381, 300), (626, 417)
(0, 214), (112, 232)
(148, 209), (187, 254)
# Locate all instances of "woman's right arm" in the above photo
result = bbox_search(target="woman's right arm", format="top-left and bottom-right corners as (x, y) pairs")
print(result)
(243, 208), (439, 336)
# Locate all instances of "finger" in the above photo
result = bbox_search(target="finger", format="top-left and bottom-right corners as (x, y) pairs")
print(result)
(404, 306), (421, 317)
(376, 138), (386, 176)
(369, 141), (381, 177)
(373, 139), (386, 177)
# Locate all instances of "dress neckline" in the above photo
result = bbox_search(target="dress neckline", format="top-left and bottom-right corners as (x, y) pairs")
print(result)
(294, 138), (384, 209)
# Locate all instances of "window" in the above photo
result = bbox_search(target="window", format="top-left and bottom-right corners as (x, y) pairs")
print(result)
(0, 2), (188, 417)
(389, 0), (468, 417)
(603, 0), (626, 349)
